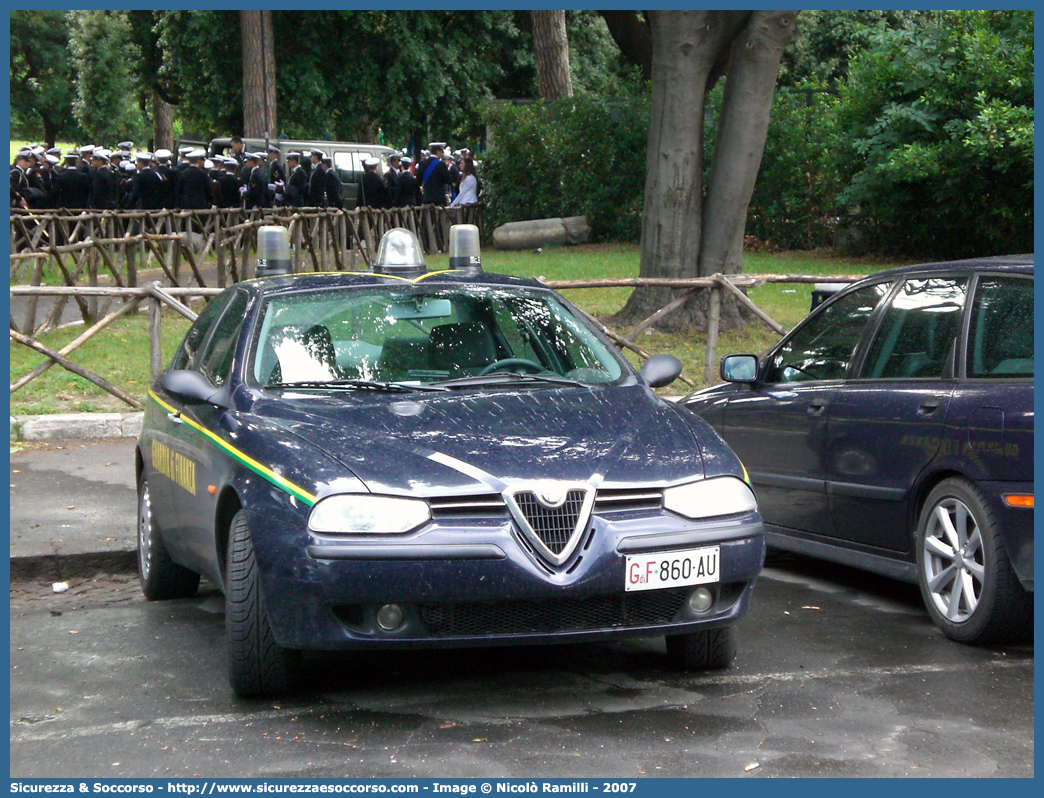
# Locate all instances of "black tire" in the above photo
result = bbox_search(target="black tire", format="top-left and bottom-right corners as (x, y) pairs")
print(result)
(666, 626), (738, 670)
(916, 477), (1032, 645)
(137, 473), (200, 601)
(226, 510), (301, 698)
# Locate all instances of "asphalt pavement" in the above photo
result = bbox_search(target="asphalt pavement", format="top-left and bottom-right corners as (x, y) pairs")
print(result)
(8, 435), (1035, 777)
(10, 437), (139, 579)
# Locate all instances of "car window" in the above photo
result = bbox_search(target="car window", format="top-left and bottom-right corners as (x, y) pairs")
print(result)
(249, 286), (625, 386)
(169, 291), (234, 371)
(334, 152), (373, 174)
(861, 277), (968, 379)
(765, 282), (890, 383)
(967, 276), (1034, 378)
(198, 292), (250, 386)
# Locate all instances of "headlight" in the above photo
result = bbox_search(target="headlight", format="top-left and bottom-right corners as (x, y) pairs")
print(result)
(308, 494), (430, 534)
(663, 476), (757, 520)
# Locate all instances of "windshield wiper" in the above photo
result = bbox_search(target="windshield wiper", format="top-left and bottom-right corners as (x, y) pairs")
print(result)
(267, 379), (447, 393)
(432, 373), (582, 389)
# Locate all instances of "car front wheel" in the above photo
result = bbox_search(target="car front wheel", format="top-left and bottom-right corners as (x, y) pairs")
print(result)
(226, 509), (301, 698)
(137, 474), (200, 601)
(916, 477), (1032, 645)
(666, 626), (737, 670)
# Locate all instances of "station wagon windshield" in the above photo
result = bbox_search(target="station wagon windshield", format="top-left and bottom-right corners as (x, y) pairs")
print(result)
(248, 285), (626, 389)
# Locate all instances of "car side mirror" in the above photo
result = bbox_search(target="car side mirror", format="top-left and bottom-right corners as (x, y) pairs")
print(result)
(720, 354), (758, 384)
(641, 354), (683, 388)
(160, 369), (228, 407)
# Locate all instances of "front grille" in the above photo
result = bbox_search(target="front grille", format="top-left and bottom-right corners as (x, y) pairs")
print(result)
(416, 588), (689, 637)
(429, 494), (507, 519)
(594, 487), (663, 513)
(513, 489), (586, 555)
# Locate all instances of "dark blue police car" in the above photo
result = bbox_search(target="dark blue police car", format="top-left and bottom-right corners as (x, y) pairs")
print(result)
(137, 227), (765, 697)
(684, 256), (1033, 645)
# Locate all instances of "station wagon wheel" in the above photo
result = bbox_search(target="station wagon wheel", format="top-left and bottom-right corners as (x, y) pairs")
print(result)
(916, 477), (1032, 645)
(665, 626), (737, 670)
(137, 473), (200, 601)
(226, 509), (301, 698)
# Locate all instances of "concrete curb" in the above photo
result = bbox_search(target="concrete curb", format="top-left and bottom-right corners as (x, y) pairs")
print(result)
(11, 412), (143, 442)
(10, 550), (138, 582)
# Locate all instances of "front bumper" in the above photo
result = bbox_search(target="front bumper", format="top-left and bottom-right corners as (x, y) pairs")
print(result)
(247, 502), (766, 650)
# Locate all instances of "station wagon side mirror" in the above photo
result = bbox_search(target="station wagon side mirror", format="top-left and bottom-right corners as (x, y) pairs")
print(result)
(720, 354), (758, 384)
(641, 354), (683, 388)
(160, 369), (228, 408)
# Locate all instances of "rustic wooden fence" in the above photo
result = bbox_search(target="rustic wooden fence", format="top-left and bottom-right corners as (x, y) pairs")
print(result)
(10, 272), (863, 407)
(544, 274), (862, 385)
(9, 204), (484, 335)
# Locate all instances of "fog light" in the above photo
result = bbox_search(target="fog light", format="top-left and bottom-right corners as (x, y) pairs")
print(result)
(376, 604), (404, 631)
(689, 587), (714, 614)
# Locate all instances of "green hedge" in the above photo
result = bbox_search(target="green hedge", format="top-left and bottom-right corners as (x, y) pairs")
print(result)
(480, 95), (649, 242)
(746, 85), (845, 250)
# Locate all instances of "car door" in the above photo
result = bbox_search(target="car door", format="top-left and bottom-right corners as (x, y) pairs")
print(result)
(723, 282), (891, 536)
(167, 290), (251, 578)
(147, 291), (234, 561)
(826, 275), (970, 552)
(947, 273), (1035, 483)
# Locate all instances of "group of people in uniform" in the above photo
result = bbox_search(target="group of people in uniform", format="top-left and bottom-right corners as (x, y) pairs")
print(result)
(362, 142), (479, 210)
(11, 138), (480, 214)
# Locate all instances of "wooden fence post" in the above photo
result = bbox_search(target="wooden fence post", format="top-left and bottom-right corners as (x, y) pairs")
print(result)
(240, 225), (250, 280)
(216, 211), (226, 288)
(20, 256), (45, 335)
(87, 217), (99, 323)
(703, 284), (722, 385)
(149, 296), (163, 380)
(292, 216), (302, 273)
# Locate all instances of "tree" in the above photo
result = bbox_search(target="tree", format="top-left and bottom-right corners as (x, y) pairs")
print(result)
(155, 10), (533, 146)
(602, 11), (799, 330)
(531, 11), (573, 100)
(241, 10), (277, 138)
(67, 10), (145, 145)
(10, 10), (81, 146)
(156, 10), (243, 137)
(835, 10), (1033, 258)
(126, 11), (176, 151)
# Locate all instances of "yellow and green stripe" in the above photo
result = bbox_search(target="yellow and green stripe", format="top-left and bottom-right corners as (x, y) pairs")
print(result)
(148, 391), (317, 506)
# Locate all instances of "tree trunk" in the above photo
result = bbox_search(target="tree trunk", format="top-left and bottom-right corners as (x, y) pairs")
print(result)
(614, 11), (729, 328)
(531, 10), (573, 100)
(611, 10), (798, 333)
(699, 10), (798, 278)
(41, 116), (57, 150)
(152, 86), (174, 152)
(241, 10), (277, 138)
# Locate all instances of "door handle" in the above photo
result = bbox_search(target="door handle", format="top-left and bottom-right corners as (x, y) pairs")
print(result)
(166, 411), (183, 425)
(918, 398), (943, 417)
(808, 398), (828, 417)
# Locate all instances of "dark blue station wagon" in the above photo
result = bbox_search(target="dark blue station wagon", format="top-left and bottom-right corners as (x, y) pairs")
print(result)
(136, 230), (766, 697)
(684, 256), (1033, 645)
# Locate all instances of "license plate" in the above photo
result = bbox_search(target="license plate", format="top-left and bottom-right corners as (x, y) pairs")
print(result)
(624, 546), (720, 592)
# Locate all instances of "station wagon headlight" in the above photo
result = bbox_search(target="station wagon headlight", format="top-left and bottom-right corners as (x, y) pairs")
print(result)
(308, 494), (430, 534)
(663, 477), (757, 520)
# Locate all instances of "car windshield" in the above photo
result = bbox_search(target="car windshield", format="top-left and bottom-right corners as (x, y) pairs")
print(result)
(248, 284), (627, 389)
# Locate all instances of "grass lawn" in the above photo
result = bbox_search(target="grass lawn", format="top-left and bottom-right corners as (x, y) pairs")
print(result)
(10, 140), (78, 162)
(9, 243), (902, 415)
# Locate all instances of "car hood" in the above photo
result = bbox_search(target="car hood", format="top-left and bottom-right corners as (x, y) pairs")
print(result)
(247, 384), (705, 496)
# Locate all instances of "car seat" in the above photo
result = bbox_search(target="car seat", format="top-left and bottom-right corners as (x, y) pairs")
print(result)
(301, 324), (340, 378)
(377, 337), (430, 381)
(427, 322), (497, 377)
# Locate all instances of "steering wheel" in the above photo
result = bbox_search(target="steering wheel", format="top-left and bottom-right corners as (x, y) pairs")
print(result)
(479, 358), (546, 376)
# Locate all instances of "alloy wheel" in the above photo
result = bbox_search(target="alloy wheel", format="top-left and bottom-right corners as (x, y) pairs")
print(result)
(922, 497), (985, 623)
